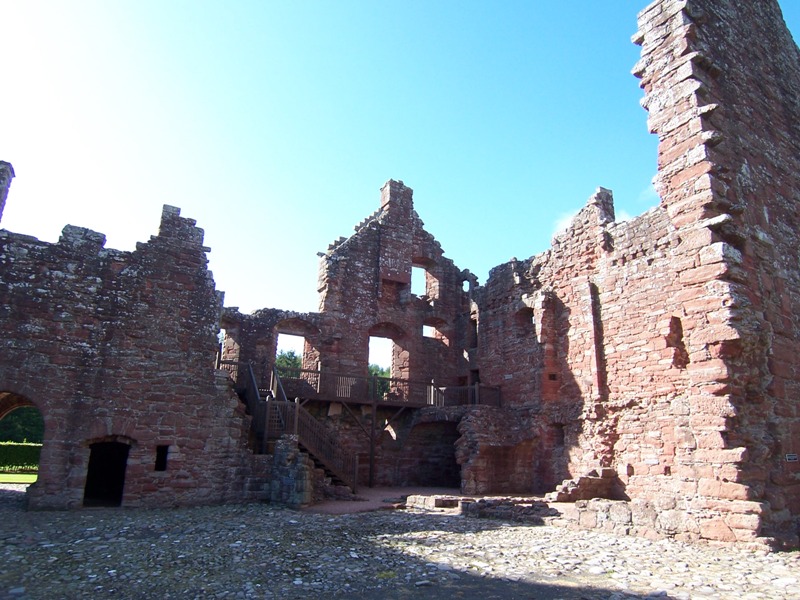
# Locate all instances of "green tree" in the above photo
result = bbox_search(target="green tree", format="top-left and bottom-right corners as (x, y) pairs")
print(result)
(368, 363), (390, 379)
(275, 350), (302, 376)
(0, 407), (44, 443)
(369, 363), (391, 398)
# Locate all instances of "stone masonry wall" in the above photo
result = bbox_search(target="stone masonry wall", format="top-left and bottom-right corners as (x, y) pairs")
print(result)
(317, 180), (470, 384)
(4, 0), (798, 550)
(632, 0), (800, 547)
(471, 0), (800, 547)
(0, 202), (256, 509)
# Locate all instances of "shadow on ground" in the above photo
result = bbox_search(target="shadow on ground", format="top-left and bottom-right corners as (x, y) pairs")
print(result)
(0, 484), (650, 600)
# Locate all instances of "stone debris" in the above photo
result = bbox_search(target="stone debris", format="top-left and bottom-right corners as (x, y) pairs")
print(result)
(1, 485), (799, 599)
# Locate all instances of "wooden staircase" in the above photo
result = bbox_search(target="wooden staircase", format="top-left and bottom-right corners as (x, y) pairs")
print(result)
(227, 360), (358, 492)
(265, 400), (358, 490)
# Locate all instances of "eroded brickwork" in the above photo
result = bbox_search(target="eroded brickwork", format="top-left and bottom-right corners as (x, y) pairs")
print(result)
(0, 206), (257, 509)
(469, 0), (800, 547)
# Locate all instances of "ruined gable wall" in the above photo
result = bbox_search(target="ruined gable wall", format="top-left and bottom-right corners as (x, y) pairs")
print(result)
(0, 205), (254, 509)
(317, 181), (469, 385)
(301, 182), (472, 488)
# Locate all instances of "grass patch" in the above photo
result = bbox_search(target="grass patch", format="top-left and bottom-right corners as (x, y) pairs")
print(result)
(0, 473), (37, 484)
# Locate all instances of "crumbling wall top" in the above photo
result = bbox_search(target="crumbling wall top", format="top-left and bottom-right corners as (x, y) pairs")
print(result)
(0, 161), (15, 224)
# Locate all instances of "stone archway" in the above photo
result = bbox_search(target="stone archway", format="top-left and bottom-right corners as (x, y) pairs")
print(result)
(0, 391), (36, 422)
(0, 391), (45, 477)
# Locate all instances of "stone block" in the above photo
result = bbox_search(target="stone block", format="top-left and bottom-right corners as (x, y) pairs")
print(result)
(699, 518), (737, 542)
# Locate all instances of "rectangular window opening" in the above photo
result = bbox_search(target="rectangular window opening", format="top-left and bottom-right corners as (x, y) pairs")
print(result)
(411, 265), (427, 296)
(155, 445), (169, 471)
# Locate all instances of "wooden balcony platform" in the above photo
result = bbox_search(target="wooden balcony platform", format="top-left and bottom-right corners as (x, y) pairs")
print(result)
(271, 368), (501, 408)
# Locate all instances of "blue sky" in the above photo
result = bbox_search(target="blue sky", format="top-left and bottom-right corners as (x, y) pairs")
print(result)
(2, 1), (799, 315)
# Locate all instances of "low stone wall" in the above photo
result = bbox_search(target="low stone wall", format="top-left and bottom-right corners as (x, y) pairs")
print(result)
(407, 493), (777, 550)
(549, 498), (775, 550)
(460, 497), (559, 525)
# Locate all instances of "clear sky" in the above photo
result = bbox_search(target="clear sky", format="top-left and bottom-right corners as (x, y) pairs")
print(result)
(2, 1), (800, 315)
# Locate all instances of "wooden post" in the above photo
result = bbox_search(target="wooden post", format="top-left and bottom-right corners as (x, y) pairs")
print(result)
(368, 395), (376, 488)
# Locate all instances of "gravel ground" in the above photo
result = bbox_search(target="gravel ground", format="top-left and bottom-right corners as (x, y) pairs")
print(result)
(1, 484), (799, 600)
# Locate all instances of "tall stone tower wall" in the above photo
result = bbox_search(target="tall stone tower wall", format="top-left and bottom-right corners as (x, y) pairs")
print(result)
(471, 0), (800, 546)
(635, 0), (800, 545)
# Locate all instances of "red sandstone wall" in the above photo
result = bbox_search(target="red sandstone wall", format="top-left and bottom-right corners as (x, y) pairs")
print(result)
(0, 206), (254, 509)
(224, 182), (475, 489)
(472, 0), (800, 546)
(634, 0), (800, 547)
(7, 0), (794, 549)
(317, 180), (470, 384)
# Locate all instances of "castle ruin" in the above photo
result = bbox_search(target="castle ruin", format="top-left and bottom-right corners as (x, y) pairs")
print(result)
(1, 0), (799, 548)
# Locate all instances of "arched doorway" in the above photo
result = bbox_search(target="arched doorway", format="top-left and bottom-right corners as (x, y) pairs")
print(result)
(83, 438), (132, 507)
(0, 392), (44, 482)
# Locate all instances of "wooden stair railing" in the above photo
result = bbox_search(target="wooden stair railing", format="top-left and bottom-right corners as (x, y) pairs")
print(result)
(268, 367), (358, 493)
(216, 361), (358, 491)
(220, 360), (269, 453)
(267, 400), (358, 492)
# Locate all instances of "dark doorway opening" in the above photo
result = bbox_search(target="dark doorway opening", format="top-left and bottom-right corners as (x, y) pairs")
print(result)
(83, 441), (130, 507)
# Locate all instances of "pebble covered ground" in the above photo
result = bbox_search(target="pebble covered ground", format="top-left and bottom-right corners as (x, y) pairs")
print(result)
(1, 484), (799, 599)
